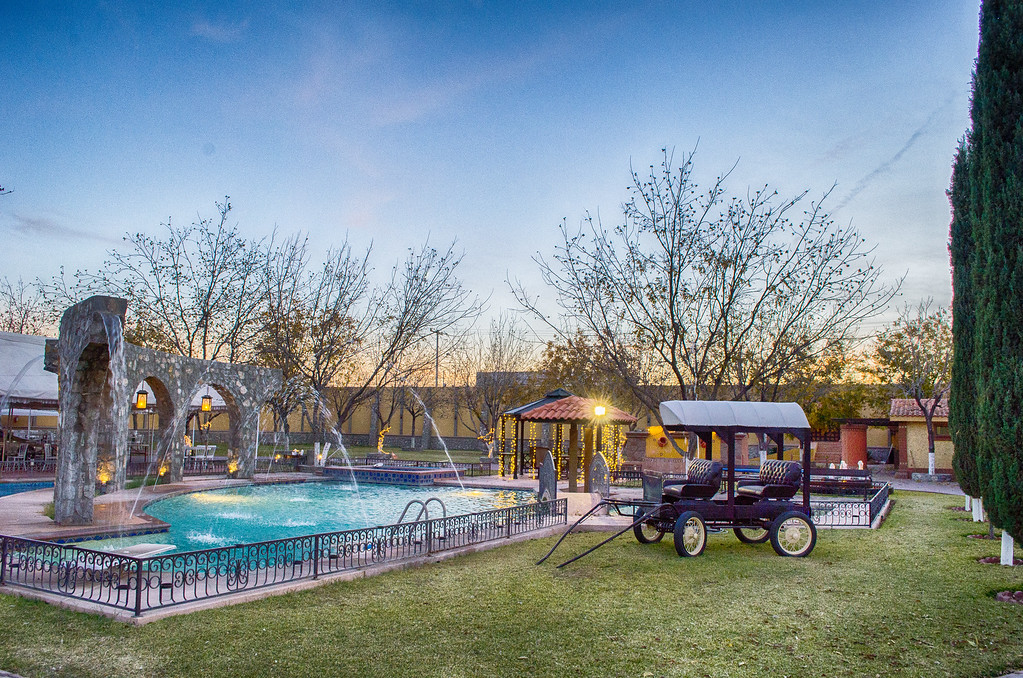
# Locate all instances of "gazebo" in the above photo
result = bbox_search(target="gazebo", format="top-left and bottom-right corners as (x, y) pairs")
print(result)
(498, 388), (637, 491)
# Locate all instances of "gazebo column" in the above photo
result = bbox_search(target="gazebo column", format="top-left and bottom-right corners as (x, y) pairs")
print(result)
(583, 426), (594, 493)
(568, 423), (579, 492)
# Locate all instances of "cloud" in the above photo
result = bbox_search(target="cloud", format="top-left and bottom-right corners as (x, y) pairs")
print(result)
(190, 18), (249, 43)
(835, 96), (955, 211)
(2, 213), (117, 244)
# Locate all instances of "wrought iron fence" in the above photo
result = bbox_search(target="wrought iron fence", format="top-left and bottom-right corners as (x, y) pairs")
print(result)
(810, 483), (891, 528)
(346, 458), (497, 477)
(0, 498), (566, 617)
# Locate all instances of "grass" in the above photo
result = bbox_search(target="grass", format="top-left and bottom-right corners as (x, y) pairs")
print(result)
(1, 491), (1022, 677)
(124, 476), (167, 489)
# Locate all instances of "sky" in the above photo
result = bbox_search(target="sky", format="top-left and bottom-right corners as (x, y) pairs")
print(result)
(1, 1), (981, 341)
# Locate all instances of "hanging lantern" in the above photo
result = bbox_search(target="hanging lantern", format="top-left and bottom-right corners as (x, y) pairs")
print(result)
(201, 394), (213, 412)
(594, 405), (606, 417)
(134, 390), (148, 410)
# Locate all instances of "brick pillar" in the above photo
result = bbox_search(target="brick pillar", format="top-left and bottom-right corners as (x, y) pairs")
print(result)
(840, 423), (868, 469)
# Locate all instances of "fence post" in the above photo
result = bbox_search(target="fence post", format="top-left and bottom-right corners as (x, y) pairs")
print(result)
(313, 535), (319, 580)
(0, 537), (6, 586)
(133, 558), (143, 617)
(506, 508), (512, 539)
(426, 520), (433, 555)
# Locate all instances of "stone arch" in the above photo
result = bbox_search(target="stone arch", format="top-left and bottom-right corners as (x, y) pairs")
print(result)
(132, 375), (175, 478)
(49, 296), (281, 524)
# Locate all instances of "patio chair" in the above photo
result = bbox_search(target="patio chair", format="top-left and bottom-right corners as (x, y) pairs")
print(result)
(735, 459), (802, 501)
(43, 443), (57, 471)
(662, 458), (723, 500)
(9, 444), (29, 471)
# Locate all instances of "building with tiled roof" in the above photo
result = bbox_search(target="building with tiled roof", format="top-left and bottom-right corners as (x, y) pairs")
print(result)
(888, 397), (952, 478)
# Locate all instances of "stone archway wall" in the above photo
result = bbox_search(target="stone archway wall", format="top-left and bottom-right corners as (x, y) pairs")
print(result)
(46, 296), (281, 525)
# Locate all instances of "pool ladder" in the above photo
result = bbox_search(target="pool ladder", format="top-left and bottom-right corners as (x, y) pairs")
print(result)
(396, 497), (449, 545)
(396, 497), (448, 524)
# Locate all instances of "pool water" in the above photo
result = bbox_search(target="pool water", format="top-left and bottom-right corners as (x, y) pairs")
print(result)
(87, 481), (533, 554)
(0, 481), (53, 498)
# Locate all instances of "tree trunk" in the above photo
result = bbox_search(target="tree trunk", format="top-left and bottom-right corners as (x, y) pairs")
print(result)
(973, 496), (985, 523)
(925, 414), (936, 476)
(1001, 531), (1016, 566)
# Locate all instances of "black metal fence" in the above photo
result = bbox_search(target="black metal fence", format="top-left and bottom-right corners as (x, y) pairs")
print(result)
(810, 483), (891, 528)
(0, 499), (566, 617)
(344, 458), (497, 477)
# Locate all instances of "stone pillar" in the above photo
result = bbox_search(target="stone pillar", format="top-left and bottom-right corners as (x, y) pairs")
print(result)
(734, 432), (749, 466)
(165, 414), (186, 483)
(840, 423), (868, 469)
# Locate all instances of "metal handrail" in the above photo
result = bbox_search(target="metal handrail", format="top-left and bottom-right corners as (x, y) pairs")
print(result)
(396, 497), (449, 523)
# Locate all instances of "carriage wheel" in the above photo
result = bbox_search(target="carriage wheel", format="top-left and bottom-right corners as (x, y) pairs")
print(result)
(633, 520), (667, 544)
(733, 526), (770, 544)
(769, 511), (817, 557)
(673, 511), (707, 557)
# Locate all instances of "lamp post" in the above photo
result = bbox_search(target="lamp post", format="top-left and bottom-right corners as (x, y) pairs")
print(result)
(201, 391), (212, 454)
(594, 404), (606, 458)
(432, 329), (443, 387)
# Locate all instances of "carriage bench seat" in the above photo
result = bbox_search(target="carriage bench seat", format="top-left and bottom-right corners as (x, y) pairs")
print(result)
(736, 459), (802, 500)
(662, 458), (723, 500)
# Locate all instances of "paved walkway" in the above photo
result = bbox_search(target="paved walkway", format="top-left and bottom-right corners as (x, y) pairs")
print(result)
(870, 467), (966, 496)
(0, 472), (317, 540)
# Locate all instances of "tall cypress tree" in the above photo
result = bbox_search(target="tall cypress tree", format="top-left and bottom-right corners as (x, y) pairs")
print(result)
(950, 140), (983, 499)
(972, 0), (1023, 541)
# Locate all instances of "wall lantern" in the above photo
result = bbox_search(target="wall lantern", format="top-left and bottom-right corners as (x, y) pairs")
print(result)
(134, 390), (148, 410)
(201, 394), (213, 412)
(594, 405), (606, 417)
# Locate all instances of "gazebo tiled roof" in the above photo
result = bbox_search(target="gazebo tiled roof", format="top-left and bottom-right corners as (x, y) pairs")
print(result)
(519, 395), (637, 425)
(889, 398), (948, 419)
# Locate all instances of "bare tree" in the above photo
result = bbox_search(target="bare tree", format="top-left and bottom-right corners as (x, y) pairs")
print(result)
(0, 276), (47, 334)
(871, 300), (953, 475)
(452, 314), (538, 448)
(43, 198), (268, 362)
(511, 148), (899, 436)
(260, 232), (374, 438)
(262, 239), (483, 438)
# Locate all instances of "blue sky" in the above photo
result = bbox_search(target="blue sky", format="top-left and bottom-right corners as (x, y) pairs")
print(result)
(1, 1), (980, 336)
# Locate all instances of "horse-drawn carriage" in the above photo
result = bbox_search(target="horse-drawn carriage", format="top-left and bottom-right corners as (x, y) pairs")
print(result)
(540, 401), (818, 567)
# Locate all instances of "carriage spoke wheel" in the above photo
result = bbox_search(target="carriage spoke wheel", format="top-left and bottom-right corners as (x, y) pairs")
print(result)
(769, 511), (817, 557)
(673, 511), (707, 557)
(733, 526), (770, 544)
(633, 520), (667, 544)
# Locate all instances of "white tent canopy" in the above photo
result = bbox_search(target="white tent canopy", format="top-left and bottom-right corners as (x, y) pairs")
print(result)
(659, 400), (810, 432)
(0, 332), (58, 406)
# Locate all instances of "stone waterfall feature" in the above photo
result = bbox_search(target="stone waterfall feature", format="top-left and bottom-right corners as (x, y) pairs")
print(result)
(45, 296), (281, 525)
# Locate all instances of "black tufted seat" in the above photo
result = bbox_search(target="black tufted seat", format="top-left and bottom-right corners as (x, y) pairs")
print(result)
(662, 458), (723, 501)
(736, 460), (802, 500)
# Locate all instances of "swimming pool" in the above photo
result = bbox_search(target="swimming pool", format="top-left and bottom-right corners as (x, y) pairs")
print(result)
(0, 481), (53, 498)
(88, 481), (533, 554)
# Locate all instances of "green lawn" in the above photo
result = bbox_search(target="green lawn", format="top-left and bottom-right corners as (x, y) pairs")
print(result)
(1, 492), (1022, 677)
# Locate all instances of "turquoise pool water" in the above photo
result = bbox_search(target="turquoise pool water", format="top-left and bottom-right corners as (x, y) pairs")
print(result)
(0, 481), (53, 497)
(86, 481), (533, 554)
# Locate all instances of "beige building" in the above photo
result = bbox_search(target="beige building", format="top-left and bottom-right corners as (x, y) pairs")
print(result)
(890, 398), (952, 478)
